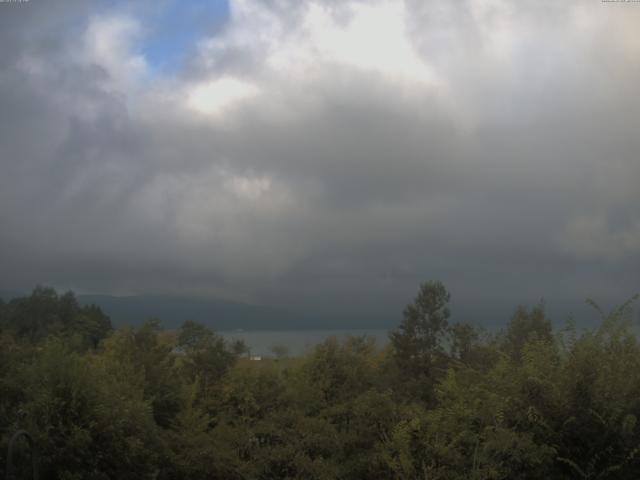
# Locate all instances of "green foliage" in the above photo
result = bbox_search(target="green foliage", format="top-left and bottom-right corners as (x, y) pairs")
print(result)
(176, 320), (238, 405)
(1, 285), (639, 479)
(501, 303), (553, 361)
(0, 287), (111, 348)
(102, 320), (183, 428)
(389, 280), (452, 403)
(271, 344), (289, 360)
(6, 340), (160, 479)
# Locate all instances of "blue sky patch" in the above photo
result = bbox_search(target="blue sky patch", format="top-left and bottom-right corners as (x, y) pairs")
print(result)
(141, 0), (230, 73)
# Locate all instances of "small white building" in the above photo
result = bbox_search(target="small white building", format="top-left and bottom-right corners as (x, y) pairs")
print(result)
(249, 355), (262, 361)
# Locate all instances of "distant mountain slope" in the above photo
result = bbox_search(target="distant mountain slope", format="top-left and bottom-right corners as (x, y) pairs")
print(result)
(3, 289), (625, 332)
(76, 294), (313, 331)
(0, 290), (24, 301)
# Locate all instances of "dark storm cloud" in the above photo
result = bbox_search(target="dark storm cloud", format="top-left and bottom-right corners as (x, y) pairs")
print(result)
(0, 0), (638, 323)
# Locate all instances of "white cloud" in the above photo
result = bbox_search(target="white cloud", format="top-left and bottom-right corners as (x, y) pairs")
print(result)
(267, 1), (435, 85)
(192, 0), (438, 114)
(185, 76), (260, 115)
(225, 173), (272, 200)
(83, 15), (148, 91)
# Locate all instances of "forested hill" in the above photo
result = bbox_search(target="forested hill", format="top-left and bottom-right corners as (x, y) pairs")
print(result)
(2, 290), (392, 330)
(1, 290), (613, 331)
(77, 294), (310, 330)
(75, 295), (616, 331)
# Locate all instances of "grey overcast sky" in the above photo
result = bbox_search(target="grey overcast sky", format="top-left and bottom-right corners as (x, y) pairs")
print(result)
(0, 0), (638, 323)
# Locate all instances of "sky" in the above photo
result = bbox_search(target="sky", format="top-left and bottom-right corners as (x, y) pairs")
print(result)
(0, 0), (638, 325)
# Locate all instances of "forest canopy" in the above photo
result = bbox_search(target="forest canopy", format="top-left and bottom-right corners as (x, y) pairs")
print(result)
(1, 283), (639, 479)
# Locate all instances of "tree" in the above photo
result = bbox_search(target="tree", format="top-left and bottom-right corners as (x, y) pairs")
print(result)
(102, 320), (182, 428)
(16, 340), (160, 479)
(449, 321), (479, 363)
(0, 288), (112, 348)
(389, 281), (451, 402)
(75, 303), (112, 348)
(271, 344), (289, 360)
(177, 320), (236, 404)
(502, 303), (553, 360)
(231, 339), (249, 357)
(177, 320), (214, 351)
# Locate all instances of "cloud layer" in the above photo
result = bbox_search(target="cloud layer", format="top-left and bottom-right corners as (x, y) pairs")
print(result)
(1, 0), (638, 322)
